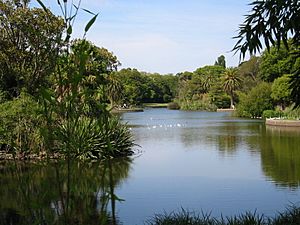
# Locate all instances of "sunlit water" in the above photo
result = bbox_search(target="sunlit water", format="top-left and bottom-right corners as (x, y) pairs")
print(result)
(118, 108), (300, 224)
(1, 108), (300, 225)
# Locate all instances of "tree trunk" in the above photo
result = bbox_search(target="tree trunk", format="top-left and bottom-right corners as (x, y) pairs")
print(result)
(230, 94), (234, 109)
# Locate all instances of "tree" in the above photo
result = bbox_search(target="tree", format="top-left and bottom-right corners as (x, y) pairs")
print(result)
(114, 68), (150, 105)
(107, 73), (124, 108)
(271, 74), (292, 110)
(0, 0), (65, 97)
(221, 68), (241, 109)
(236, 82), (273, 118)
(233, 0), (300, 107)
(214, 55), (226, 68)
(194, 65), (225, 92)
(259, 42), (298, 82)
(237, 56), (260, 93)
(238, 56), (260, 81)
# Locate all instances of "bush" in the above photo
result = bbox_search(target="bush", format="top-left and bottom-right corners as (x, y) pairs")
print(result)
(236, 82), (273, 118)
(282, 105), (300, 120)
(0, 93), (44, 156)
(180, 100), (217, 111)
(53, 116), (135, 160)
(262, 110), (281, 118)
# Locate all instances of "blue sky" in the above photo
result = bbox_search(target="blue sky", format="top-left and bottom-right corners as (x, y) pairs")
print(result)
(32, 0), (251, 74)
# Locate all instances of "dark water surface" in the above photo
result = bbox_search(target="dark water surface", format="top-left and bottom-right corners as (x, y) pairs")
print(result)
(1, 108), (300, 225)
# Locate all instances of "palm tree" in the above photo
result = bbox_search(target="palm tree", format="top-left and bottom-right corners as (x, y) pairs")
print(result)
(221, 68), (242, 109)
(107, 74), (124, 109)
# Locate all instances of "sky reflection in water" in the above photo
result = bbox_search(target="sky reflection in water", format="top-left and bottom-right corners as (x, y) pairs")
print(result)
(118, 108), (300, 224)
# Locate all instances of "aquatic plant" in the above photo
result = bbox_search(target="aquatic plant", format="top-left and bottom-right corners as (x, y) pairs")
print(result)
(146, 207), (300, 225)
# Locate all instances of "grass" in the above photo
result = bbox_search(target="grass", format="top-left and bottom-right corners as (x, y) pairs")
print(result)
(145, 206), (300, 225)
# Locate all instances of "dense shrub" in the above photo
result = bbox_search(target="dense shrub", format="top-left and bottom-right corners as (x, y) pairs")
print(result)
(236, 82), (273, 118)
(0, 93), (44, 156)
(54, 116), (135, 160)
(282, 106), (300, 120)
(262, 110), (281, 118)
(180, 100), (217, 111)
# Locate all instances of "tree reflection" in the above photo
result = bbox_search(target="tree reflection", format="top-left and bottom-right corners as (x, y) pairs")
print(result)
(0, 158), (131, 225)
(260, 126), (300, 188)
(217, 124), (239, 155)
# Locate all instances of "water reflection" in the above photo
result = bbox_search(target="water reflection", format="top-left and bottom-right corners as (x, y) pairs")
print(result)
(260, 126), (300, 188)
(0, 158), (131, 225)
(124, 109), (300, 190)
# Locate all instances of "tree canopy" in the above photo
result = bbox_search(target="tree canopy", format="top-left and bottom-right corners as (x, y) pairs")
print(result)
(233, 0), (300, 107)
(0, 0), (64, 97)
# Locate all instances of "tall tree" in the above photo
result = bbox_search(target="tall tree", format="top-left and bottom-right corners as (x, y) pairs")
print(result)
(271, 74), (292, 110)
(0, 0), (64, 97)
(233, 0), (300, 107)
(214, 55), (226, 68)
(221, 68), (242, 109)
(259, 41), (298, 82)
(107, 73), (124, 108)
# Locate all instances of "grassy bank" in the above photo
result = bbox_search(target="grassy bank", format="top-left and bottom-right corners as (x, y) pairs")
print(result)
(146, 206), (300, 225)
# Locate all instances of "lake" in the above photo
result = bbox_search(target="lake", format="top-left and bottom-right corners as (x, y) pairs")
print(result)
(1, 108), (300, 225)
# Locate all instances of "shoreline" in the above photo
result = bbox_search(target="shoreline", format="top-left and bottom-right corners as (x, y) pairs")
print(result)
(266, 118), (300, 127)
(217, 108), (235, 112)
(111, 108), (144, 113)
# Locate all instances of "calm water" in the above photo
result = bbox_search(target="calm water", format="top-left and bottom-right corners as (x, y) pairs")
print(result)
(1, 108), (300, 225)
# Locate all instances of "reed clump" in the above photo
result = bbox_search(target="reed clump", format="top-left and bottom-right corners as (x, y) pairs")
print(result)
(146, 206), (300, 225)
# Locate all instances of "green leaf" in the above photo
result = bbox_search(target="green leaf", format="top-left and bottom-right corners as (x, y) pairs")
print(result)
(40, 88), (53, 102)
(67, 25), (72, 35)
(65, 34), (71, 42)
(73, 4), (79, 10)
(113, 194), (125, 202)
(85, 14), (98, 33)
(73, 73), (83, 84)
(82, 8), (96, 15)
(36, 0), (48, 12)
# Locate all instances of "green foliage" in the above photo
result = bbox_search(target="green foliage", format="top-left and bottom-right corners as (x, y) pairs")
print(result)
(54, 116), (134, 160)
(214, 55), (226, 68)
(40, 36), (134, 160)
(262, 110), (281, 119)
(146, 207), (300, 225)
(233, 0), (300, 57)
(221, 68), (242, 108)
(0, 0), (65, 97)
(71, 39), (120, 77)
(179, 94), (217, 111)
(237, 56), (260, 92)
(194, 65), (225, 92)
(0, 93), (44, 155)
(281, 106), (300, 120)
(0, 90), (7, 103)
(259, 42), (298, 82)
(271, 74), (292, 108)
(236, 82), (273, 118)
(114, 68), (178, 105)
(176, 66), (226, 109)
(233, 0), (300, 107)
